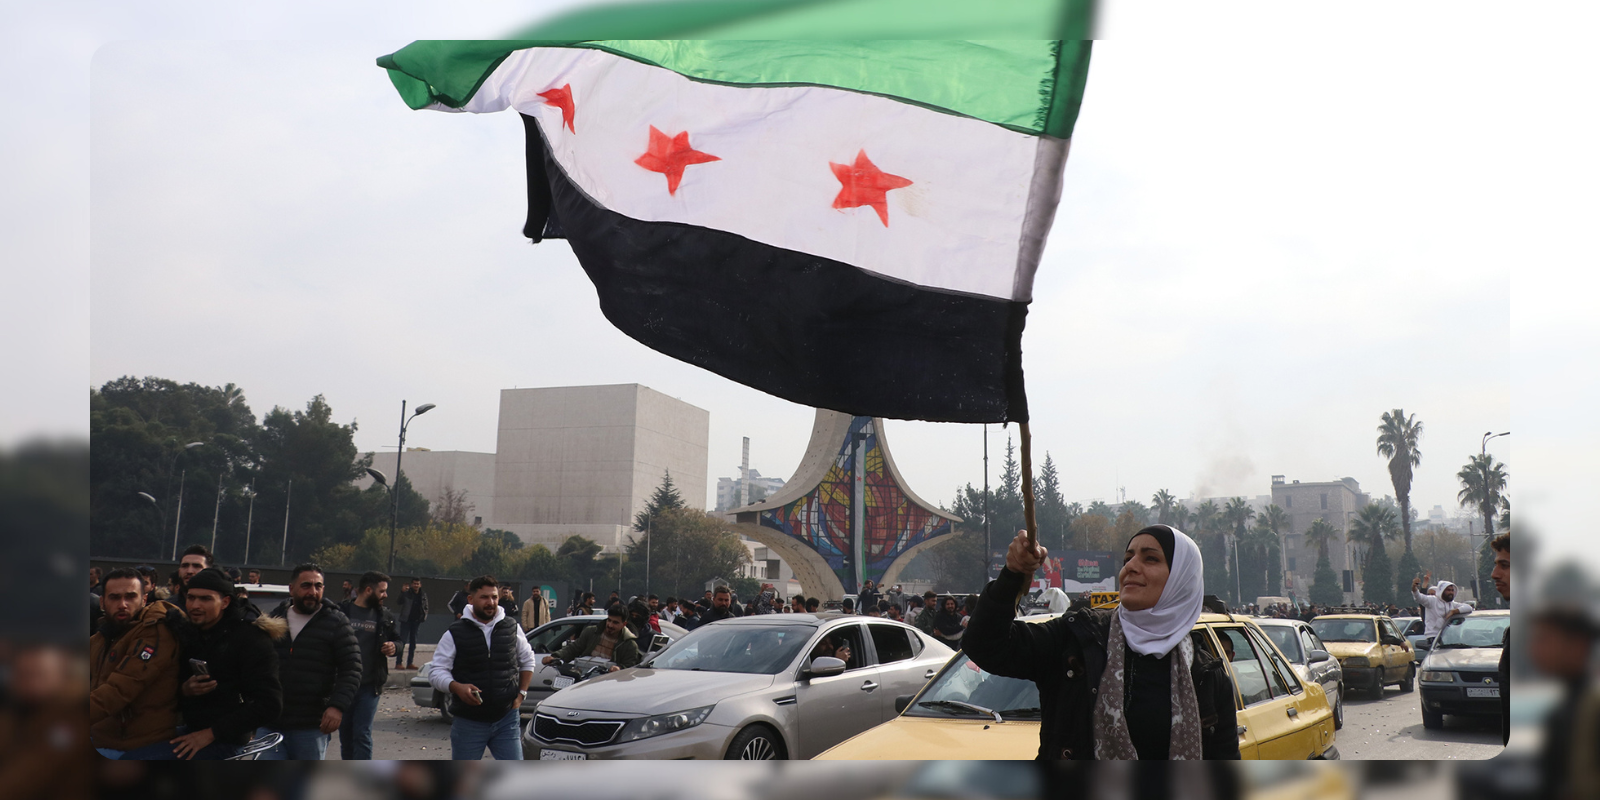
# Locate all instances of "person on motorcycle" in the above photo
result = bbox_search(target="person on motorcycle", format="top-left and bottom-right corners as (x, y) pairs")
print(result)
(543, 606), (640, 672)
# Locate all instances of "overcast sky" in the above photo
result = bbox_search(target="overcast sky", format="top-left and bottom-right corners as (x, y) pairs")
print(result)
(10, 3), (1596, 573)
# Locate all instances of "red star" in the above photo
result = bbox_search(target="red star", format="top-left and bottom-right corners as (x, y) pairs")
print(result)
(830, 150), (912, 226)
(538, 84), (575, 133)
(634, 126), (720, 195)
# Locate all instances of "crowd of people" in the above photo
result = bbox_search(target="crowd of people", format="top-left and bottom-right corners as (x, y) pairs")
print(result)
(89, 545), (410, 761)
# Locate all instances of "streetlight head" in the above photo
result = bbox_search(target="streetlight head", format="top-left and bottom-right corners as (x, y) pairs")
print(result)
(137, 492), (157, 505)
(185, 441), (204, 449)
(365, 467), (390, 487)
(1499, 431), (1510, 437)
(414, 403), (437, 415)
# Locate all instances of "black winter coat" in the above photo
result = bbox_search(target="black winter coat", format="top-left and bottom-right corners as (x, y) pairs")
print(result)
(267, 599), (363, 729)
(339, 600), (402, 689)
(177, 609), (285, 745)
(965, 568), (1240, 760)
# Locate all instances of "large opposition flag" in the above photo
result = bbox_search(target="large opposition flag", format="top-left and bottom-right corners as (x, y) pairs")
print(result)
(379, 40), (1092, 423)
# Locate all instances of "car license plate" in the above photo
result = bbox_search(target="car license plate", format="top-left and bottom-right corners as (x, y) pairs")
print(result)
(540, 749), (587, 760)
(552, 676), (574, 689)
(1467, 687), (1499, 698)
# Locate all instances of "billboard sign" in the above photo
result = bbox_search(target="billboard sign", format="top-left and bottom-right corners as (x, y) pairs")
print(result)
(1041, 551), (1118, 593)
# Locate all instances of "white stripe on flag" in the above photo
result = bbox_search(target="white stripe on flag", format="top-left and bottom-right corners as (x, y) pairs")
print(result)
(452, 47), (1066, 303)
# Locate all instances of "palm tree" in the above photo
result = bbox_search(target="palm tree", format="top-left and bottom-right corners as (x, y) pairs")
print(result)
(1195, 500), (1220, 535)
(1170, 504), (1194, 533)
(1086, 500), (1115, 521)
(1258, 503), (1292, 592)
(1304, 518), (1340, 562)
(1346, 503), (1400, 569)
(1120, 500), (1150, 526)
(1376, 409), (1423, 552)
(1152, 490), (1178, 526)
(1457, 454), (1508, 537)
(1224, 497), (1256, 536)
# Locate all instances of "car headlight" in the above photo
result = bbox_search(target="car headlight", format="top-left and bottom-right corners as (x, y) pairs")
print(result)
(616, 706), (715, 743)
(1421, 670), (1454, 682)
(1342, 657), (1369, 668)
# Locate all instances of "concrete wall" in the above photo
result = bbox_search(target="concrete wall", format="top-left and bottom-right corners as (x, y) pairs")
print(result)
(493, 384), (708, 553)
(357, 450), (496, 526)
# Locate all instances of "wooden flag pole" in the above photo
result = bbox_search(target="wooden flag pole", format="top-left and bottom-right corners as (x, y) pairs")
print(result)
(1020, 422), (1038, 549)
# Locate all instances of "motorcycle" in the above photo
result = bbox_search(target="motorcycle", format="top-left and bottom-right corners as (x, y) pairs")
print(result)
(542, 655), (617, 691)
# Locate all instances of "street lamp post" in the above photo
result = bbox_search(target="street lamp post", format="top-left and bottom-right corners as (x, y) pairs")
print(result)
(242, 485), (257, 564)
(1481, 431), (1510, 455)
(1472, 431), (1510, 604)
(169, 441), (204, 560)
(388, 401), (436, 576)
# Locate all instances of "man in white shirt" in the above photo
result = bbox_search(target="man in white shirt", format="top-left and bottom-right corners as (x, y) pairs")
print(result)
(428, 576), (535, 760)
(1411, 572), (1473, 640)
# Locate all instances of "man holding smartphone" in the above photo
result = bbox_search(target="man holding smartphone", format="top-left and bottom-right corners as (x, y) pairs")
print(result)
(428, 575), (535, 760)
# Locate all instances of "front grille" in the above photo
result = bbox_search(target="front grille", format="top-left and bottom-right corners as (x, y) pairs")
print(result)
(533, 713), (625, 747)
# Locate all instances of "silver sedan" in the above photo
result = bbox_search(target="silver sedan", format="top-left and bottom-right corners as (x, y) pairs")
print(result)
(1255, 617), (1345, 731)
(524, 614), (954, 760)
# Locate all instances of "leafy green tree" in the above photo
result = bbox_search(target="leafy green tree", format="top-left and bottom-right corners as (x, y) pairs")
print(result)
(1364, 533), (1395, 606)
(252, 395), (371, 562)
(1303, 518), (1339, 563)
(1457, 454), (1508, 538)
(1346, 503), (1400, 569)
(1085, 500), (1115, 522)
(1395, 547), (1423, 606)
(1034, 453), (1068, 553)
(1151, 490), (1178, 526)
(993, 436), (1025, 543)
(482, 528), (525, 551)
(634, 470), (685, 532)
(557, 535), (608, 590)
(1376, 409), (1423, 553)
(1169, 503), (1193, 533)
(1310, 549), (1343, 605)
(1258, 505), (1290, 596)
(1119, 500), (1150, 527)
(622, 506), (751, 600)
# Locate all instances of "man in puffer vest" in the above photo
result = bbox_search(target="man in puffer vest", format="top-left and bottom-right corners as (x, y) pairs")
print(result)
(90, 568), (186, 758)
(428, 575), (535, 760)
(262, 563), (362, 760)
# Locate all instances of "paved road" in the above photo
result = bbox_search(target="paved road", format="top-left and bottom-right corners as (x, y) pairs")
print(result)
(1336, 681), (1503, 760)
(327, 686), (462, 760)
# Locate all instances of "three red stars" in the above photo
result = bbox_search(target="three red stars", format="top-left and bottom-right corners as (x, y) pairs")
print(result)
(634, 126), (721, 195)
(539, 84), (576, 133)
(830, 150), (913, 226)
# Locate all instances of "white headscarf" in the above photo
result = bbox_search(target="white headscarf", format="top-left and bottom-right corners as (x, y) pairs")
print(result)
(1118, 525), (1205, 657)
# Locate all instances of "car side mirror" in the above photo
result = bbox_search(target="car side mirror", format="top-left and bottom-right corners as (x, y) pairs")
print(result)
(1308, 649), (1331, 664)
(894, 694), (914, 714)
(651, 634), (670, 652)
(805, 656), (847, 678)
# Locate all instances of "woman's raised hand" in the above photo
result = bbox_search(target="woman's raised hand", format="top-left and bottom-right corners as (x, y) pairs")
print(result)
(1005, 530), (1047, 576)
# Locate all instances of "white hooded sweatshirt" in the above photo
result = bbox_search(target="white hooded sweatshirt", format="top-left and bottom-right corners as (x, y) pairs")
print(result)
(1412, 580), (1473, 637)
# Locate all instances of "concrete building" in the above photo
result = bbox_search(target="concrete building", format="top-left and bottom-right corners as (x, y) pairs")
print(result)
(491, 384), (709, 553)
(1271, 475), (1371, 603)
(715, 470), (786, 512)
(357, 450), (496, 527)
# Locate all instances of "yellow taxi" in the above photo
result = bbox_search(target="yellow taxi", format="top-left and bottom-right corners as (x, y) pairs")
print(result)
(1308, 613), (1415, 699)
(815, 613), (1337, 760)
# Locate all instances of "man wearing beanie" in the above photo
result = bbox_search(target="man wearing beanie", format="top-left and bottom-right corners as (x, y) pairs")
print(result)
(121, 567), (285, 759)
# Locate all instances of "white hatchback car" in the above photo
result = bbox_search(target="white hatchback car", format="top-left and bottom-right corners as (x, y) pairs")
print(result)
(525, 614), (953, 760)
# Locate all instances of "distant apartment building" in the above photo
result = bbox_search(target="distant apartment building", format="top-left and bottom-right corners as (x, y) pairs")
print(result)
(1271, 475), (1370, 602)
(358, 384), (709, 555)
(715, 470), (787, 512)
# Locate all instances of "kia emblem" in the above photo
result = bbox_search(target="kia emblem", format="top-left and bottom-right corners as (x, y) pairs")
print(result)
(567, 711), (580, 718)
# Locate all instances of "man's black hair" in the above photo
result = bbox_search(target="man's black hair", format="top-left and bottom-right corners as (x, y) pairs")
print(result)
(582, 591), (595, 602)
(358, 570), (391, 593)
(102, 567), (145, 591)
(467, 575), (499, 595)
(607, 604), (626, 620)
(713, 585), (732, 596)
(664, 596), (676, 604)
(647, 593), (659, 601)
(290, 562), (323, 583)
(1491, 533), (1510, 553)
(182, 543), (215, 566)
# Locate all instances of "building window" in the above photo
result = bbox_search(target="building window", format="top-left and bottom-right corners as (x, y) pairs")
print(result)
(1288, 557), (1297, 571)
(1320, 494), (1328, 510)
(1285, 495), (1292, 509)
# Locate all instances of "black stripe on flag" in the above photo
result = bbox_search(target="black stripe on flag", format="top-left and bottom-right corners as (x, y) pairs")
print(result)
(521, 114), (1029, 424)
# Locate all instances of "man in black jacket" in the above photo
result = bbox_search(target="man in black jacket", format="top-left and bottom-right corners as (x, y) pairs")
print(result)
(339, 570), (401, 760)
(701, 585), (743, 625)
(120, 567), (285, 760)
(1489, 533), (1510, 746)
(397, 577), (429, 669)
(262, 563), (362, 760)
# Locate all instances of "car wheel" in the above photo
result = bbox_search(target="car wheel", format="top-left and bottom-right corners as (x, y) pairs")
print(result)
(1399, 665), (1415, 693)
(1332, 684), (1344, 730)
(725, 724), (786, 760)
(1422, 706), (1443, 730)
(435, 691), (453, 723)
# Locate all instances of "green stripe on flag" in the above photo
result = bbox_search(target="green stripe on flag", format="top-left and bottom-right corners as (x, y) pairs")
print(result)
(378, 39), (1092, 138)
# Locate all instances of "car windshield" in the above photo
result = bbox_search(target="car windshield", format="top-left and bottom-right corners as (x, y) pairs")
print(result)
(1261, 626), (1302, 663)
(899, 761), (1041, 799)
(905, 653), (1041, 720)
(646, 625), (812, 675)
(1311, 619), (1376, 643)
(1436, 615), (1510, 648)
